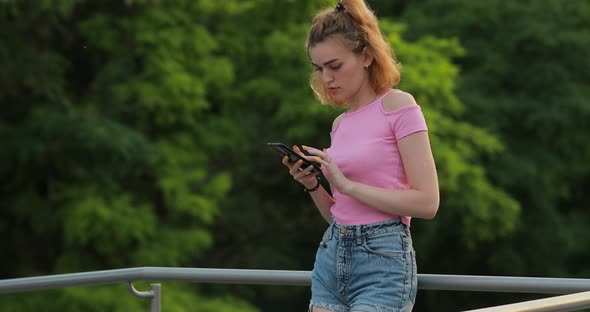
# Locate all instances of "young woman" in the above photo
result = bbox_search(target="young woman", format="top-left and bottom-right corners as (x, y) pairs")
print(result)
(281, 1), (439, 311)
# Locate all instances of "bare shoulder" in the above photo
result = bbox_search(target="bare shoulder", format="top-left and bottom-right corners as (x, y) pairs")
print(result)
(332, 112), (345, 132)
(381, 89), (417, 113)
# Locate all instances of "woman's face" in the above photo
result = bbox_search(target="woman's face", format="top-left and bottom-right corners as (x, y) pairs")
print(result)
(309, 36), (370, 103)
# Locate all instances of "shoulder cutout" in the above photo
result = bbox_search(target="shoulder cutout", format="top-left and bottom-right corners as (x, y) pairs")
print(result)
(332, 113), (345, 132)
(381, 90), (417, 113)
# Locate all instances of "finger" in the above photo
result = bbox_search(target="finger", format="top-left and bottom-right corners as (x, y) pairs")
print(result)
(302, 145), (327, 158)
(323, 148), (332, 162)
(282, 156), (293, 167)
(301, 154), (318, 162)
(302, 165), (316, 174)
(283, 157), (301, 177)
(311, 156), (329, 166)
(295, 163), (313, 174)
(293, 145), (306, 157)
(309, 170), (321, 178)
(306, 168), (322, 178)
(294, 165), (319, 181)
(289, 159), (305, 174)
(291, 146), (317, 164)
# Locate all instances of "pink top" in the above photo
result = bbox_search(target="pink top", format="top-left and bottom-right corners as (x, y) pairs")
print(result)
(324, 89), (428, 226)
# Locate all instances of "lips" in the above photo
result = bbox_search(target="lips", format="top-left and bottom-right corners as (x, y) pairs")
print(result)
(327, 87), (339, 93)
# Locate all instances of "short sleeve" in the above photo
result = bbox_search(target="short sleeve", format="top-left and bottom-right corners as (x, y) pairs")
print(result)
(389, 105), (428, 140)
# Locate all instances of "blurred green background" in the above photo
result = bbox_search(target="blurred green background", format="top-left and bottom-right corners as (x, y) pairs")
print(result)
(1, 0), (589, 311)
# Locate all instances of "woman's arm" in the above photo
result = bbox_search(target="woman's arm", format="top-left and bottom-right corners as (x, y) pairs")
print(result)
(304, 91), (439, 219)
(282, 151), (335, 224)
(307, 183), (335, 223)
(341, 131), (439, 219)
(291, 113), (346, 223)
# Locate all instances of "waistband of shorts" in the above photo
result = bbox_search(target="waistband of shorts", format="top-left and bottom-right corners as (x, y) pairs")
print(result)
(329, 218), (407, 238)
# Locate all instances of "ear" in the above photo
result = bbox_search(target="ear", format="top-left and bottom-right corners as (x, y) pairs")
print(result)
(361, 47), (374, 67)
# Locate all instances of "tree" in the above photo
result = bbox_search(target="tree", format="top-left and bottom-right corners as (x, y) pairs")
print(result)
(0, 0), (538, 311)
(0, 1), (257, 311)
(373, 0), (590, 309)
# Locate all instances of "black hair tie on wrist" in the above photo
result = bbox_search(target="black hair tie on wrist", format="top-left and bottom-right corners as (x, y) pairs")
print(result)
(335, 2), (345, 12)
(304, 177), (321, 193)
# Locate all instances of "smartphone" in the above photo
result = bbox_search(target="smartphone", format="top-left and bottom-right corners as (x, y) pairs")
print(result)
(267, 143), (322, 173)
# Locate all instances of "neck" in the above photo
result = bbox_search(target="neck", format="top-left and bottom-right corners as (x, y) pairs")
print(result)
(347, 85), (378, 112)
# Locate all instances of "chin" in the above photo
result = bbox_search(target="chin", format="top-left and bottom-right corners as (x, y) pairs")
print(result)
(329, 93), (347, 106)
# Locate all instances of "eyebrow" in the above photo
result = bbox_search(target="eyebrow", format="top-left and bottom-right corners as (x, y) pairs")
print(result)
(311, 59), (339, 67)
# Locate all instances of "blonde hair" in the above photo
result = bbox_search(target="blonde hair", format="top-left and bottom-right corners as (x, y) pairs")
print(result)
(306, 0), (401, 105)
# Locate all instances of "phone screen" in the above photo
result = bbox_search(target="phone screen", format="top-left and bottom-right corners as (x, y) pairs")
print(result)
(267, 143), (321, 173)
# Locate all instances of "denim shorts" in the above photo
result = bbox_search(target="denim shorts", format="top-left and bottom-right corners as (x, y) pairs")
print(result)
(310, 219), (417, 312)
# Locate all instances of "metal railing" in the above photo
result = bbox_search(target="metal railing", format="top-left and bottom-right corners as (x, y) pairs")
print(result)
(1, 267), (590, 312)
(466, 290), (590, 312)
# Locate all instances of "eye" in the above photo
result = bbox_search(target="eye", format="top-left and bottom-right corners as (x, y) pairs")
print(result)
(314, 67), (323, 72)
(329, 64), (342, 71)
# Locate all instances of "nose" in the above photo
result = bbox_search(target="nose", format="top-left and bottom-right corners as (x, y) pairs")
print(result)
(321, 70), (334, 83)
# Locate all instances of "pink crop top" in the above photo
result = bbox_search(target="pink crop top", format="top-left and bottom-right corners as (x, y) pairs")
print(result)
(324, 89), (428, 226)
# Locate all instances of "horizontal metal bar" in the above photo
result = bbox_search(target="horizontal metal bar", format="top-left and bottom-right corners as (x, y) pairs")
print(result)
(464, 290), (590, 312)
(0, 268), (310, 293)
(418, 274), (590, 294)
(1, 268), (589, 295)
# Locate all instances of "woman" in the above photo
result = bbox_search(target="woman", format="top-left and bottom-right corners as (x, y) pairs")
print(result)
(281, 1), (439, 311)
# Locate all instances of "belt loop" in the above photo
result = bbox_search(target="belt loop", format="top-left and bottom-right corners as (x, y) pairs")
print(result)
(356, 225), (362, 245)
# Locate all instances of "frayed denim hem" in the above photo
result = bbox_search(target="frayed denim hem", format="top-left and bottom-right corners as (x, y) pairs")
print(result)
(309, 301), (348, 312)
(350, 303), (398, 312)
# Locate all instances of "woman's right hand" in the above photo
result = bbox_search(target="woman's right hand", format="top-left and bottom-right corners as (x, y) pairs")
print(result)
(282, 145), (321, 189)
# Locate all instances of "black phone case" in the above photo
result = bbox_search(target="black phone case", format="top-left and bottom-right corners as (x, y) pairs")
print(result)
(266, 143), (322, 173)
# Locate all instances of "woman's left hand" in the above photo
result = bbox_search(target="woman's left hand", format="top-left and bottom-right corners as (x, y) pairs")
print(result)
(302, 145), (352, 194)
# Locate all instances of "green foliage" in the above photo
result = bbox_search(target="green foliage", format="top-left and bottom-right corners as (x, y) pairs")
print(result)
(1, 0), (587, 311)
(0, 0), (256, 310)
(372, 0), (590, 310)
(384, 21), (520, 249)
(199, 1), (518, 310)
(397, 0), (590, 273)
(0, 283), (258, 312)
(61, 189), (155, 257)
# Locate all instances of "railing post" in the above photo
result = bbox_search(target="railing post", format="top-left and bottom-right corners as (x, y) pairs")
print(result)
(127, 281), (161, 312)
(150, 284), (161, 312)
